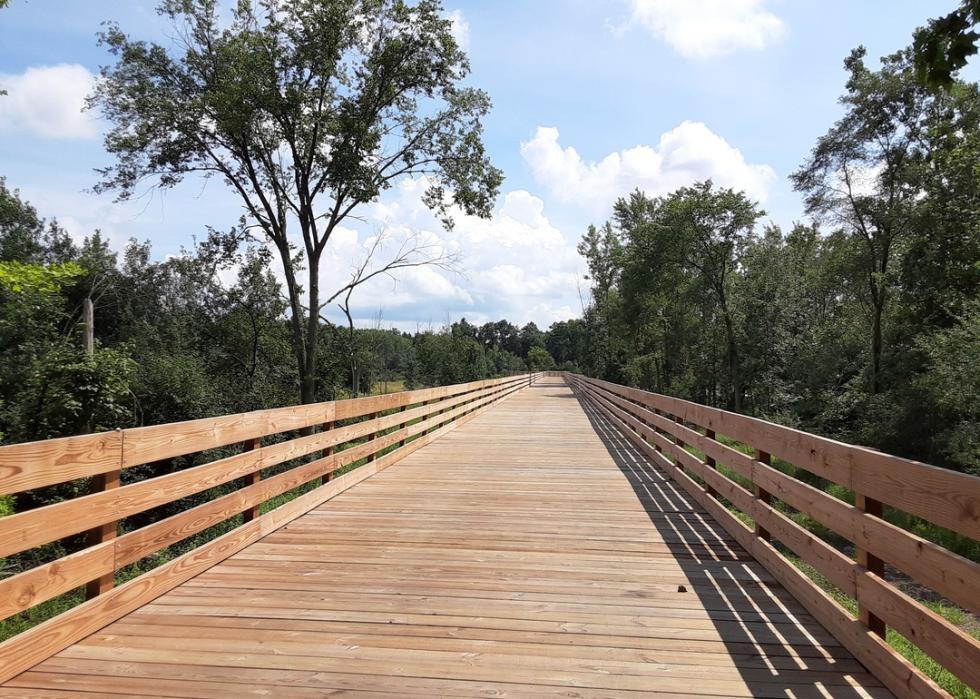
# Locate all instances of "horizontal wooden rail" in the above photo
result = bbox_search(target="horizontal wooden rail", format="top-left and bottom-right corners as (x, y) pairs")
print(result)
(566, 373), (980, 699)
(0, 373), (541, 682)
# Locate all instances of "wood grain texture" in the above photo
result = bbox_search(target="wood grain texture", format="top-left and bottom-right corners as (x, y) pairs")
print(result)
(3, 376), (888, 697)
(577, 375), (980, 617)
(0, 378), (527, 626)
(0, 544), (114, 622)
(0, 378), (525, 559)
(0, 375), (528, 498)
(0, 375), (527, 685)
(570, 375), (951, 698)
(0, 431), (122, 496)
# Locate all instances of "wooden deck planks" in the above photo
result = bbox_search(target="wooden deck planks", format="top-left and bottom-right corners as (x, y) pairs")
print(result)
(4, 377), (890, 697)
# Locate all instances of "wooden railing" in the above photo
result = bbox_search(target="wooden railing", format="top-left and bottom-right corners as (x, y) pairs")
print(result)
(567, 373), (980, 699)
(0, 372), (541, 682)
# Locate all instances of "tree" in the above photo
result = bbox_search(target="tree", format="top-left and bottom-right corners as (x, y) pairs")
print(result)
(792, 48), (928, 394)
(1, 178), (75, 264)
(517, 322), (545, 357)
(451, 317), (478, 340)
(334, 230), (458, 395)
(900, 76), (980, 331)
(0, 235), (134, 447)
(617, 183), (762, 409)
(545, 319), (587, 368)
(914, 302), (980, 474)
(91, 0), (502, 405)
(577, 222), (623, 378)
(526, 345), (555, 371)
(477, 319), (520, 354)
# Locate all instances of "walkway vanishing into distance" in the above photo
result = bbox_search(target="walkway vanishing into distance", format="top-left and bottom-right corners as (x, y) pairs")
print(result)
(1, 377), (892, 697)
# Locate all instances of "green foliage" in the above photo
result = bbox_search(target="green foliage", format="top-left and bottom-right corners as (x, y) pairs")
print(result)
(545, 319), (588, 366)
(0, 179), (534, 451)
(913, 0), (980, 88)
(411, 329), (492, 386)
(526, 346), (556, 371)
(0, 261), (84, 293)
(568, 30), (980, 692)
(914, 303), (980, 475)
(573, 44), (980, 479)
(1, 178), (75, 265)
(9, 345), (135, 439)
(789, 555), (980, 698)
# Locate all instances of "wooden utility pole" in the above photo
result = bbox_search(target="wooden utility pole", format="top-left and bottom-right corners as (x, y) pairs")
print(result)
(82, 297), (94, 356)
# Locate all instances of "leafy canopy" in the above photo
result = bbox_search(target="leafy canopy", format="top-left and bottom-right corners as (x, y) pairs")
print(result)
(913, 0), (980, 88)
(91, 0), (502, 235)
(90, 0), (503, 404)
(0, 261), (84, 293)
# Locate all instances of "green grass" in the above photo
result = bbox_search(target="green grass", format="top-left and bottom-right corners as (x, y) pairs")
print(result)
(371, 379), (406, 395)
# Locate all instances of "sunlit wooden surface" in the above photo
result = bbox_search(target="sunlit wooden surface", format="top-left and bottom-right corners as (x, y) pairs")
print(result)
(2, 376), (890, 697)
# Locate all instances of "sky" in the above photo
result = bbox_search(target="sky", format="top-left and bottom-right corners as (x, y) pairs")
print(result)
(0, 0), (966, 331)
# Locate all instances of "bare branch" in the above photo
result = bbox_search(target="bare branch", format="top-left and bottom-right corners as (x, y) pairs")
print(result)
(320, 228), (462, 311)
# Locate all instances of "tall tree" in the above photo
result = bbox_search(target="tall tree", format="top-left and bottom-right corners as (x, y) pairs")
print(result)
(577, 221), (623, 378)
(792, 48), (928, 394)
(620, 183), (762, 410)
(91, 0), (502, 404)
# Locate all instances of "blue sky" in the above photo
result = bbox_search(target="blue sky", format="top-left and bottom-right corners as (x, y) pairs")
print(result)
(0, 1), (966, 330)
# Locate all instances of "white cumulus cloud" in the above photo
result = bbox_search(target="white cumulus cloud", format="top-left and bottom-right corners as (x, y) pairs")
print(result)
(622, 0), (786, 59)
(0, 64), (99, 139)
(314, 179), (585, 329)
(520, 121), (775, 207)
(447, 9), (470, 50)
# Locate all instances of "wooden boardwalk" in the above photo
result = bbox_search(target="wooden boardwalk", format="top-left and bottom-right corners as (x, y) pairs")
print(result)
(2, 376), (890, 698)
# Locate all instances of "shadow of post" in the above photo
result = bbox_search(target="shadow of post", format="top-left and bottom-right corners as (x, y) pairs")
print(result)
(566, 385), (880, 699)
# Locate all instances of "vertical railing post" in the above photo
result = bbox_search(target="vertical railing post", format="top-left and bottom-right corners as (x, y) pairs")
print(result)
(673, 415), (686, 473)
(242, 437), (262, 522)
(754, 449), (773, 541)
(85, 463), (121, 599)
(321, 420), (334, 482)
(704, 428), (718, 498)
(398, 405), (407, 447)
(635, 398), (650, 445)
(652, 409), (663, 454)
(856, 493), (887, 638)
(366, 411), (379, 462)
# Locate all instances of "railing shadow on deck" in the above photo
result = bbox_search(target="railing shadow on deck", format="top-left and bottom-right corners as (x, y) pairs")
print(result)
(573, 390), (876, 699)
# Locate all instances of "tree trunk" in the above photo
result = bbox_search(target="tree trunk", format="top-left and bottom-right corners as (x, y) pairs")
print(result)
(718, 294), (741, 412)
(302, 263), (320, 406)
(276, 237), (312, 407)
(870, 302), (883, 394)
